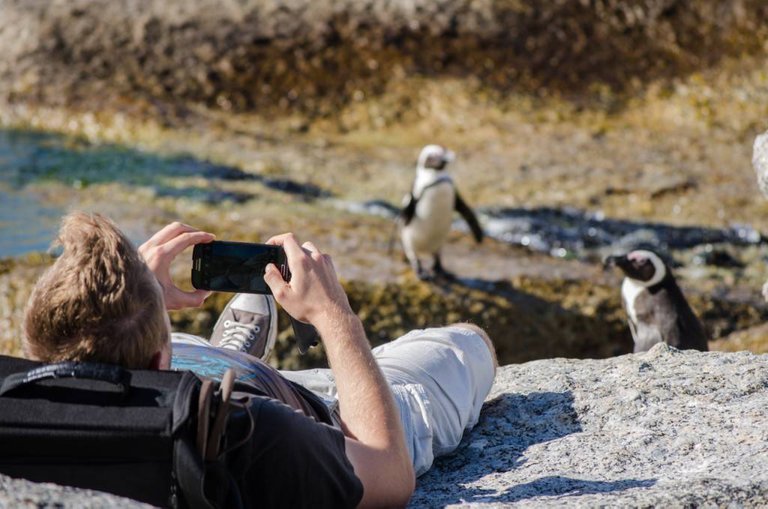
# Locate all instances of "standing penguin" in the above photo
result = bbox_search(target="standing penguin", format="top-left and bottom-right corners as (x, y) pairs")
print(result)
(400, 145), (484, 280)
(604, 249), (708, 352)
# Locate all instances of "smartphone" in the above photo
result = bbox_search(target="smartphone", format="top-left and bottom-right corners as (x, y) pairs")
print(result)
(191, 241), (290, 294)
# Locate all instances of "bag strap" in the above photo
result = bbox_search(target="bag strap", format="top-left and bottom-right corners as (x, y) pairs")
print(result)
(206, 369), (235, 461)
(196, 378), (214, 460)
(0, 361), (130, 397)
(175, 369), (245, 509)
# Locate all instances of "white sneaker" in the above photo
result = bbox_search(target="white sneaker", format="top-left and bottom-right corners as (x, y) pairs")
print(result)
(210, 294), (278, 360)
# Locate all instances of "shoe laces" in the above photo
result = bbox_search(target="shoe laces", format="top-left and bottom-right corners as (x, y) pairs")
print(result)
(218, 319), (261, 351)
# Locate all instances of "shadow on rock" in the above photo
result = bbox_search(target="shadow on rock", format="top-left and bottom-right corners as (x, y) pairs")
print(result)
(411, 391), (591, 507)
(471, 475), (656, 505)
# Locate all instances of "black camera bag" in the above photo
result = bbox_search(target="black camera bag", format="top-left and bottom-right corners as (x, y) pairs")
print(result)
(0, 354), (245, 508)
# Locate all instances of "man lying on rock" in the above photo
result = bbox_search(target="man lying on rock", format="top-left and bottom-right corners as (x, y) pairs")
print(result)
(22, 212), (497, 508)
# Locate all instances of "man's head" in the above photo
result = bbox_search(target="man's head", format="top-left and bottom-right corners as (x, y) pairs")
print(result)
(23, 212), (170, 369)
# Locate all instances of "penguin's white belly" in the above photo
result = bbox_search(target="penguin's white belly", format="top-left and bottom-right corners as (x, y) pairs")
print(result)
(622, 277), (665, 351)
(621, 278), (646, 327)
(621, 277), (646, 323)
(405, 185), (455, 254)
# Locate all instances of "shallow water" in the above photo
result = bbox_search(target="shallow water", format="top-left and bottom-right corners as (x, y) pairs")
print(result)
(0, 129), (333, 257)
(0, 130), (67, 256)
(0, 188), (61, 256)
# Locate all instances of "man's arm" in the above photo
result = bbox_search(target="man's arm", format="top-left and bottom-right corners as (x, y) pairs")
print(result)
(264, 233), (415, 508)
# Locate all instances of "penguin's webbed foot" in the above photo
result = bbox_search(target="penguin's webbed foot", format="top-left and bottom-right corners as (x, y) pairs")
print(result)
(433, 267), (456, 282)
(417, 269), (434, 281)
(432, 254), (455, 281)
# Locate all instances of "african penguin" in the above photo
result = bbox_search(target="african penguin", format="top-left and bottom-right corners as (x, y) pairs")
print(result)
(604, 249), (708, 352)
(399, 144), (484, 280)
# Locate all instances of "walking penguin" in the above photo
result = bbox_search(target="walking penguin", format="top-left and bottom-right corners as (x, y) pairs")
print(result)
(604, 249), (709, 352)
(399, 145), (484, 280)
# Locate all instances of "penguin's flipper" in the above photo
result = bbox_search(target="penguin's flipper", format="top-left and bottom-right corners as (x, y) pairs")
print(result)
(454, 191), (484, 243)
(400, 193), (417, 226)
(674, 304), (709, 351)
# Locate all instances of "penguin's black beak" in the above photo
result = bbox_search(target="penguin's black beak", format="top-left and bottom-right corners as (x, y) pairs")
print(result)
(603, 254), (630, 272)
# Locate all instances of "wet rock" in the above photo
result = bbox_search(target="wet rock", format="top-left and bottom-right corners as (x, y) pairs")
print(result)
(196, 159), (332, 198)
(201, 163), (256, 181)
(154, 186), (254, 204)
(691, 244), (745, 269)
(351, 200), (767, 264)
(413, 344), (768, 507)
(260, 177), (331, 199)
(480, 206), (765, 261)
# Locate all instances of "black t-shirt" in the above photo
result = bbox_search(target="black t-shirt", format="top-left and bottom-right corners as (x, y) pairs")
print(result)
(172, 345), (363, 508)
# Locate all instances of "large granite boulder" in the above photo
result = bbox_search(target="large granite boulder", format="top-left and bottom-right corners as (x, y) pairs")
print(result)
(412, 343), (768, 507)
(2, 343), (768, 507)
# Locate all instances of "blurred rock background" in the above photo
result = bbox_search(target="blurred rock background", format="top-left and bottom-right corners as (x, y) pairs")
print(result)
(2, 0), (767, 117)
(1, 0), (768, 368)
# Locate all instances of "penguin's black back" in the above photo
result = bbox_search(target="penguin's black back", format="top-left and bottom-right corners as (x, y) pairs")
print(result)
(643, 276), (709, 352)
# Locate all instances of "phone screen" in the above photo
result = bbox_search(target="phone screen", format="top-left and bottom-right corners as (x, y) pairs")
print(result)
(192, 241), (289, 294)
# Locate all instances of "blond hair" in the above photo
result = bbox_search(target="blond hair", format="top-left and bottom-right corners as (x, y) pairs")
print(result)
(23, 212), (169, 369)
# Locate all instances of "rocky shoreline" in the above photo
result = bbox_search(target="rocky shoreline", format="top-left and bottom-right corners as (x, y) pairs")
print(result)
(2, 1), (768, 505)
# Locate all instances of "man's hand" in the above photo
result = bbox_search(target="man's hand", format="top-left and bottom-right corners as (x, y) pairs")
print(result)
(139, 222), (215, 310)
(263, 233), (354, 327)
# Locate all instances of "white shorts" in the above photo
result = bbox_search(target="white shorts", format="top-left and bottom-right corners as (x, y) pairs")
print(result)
(280, 326), (496, 476)
(173, 325), (496, 476)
